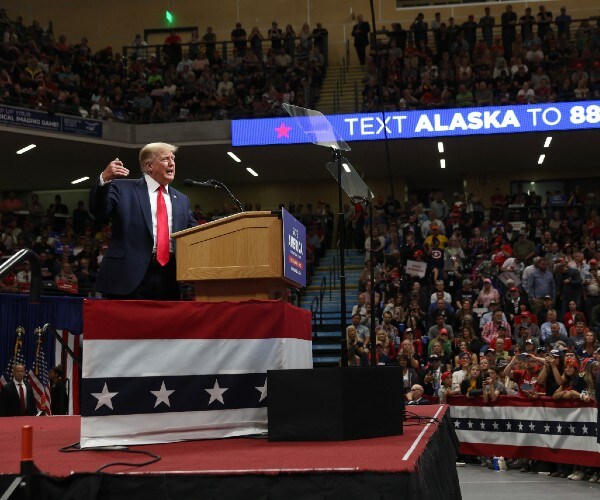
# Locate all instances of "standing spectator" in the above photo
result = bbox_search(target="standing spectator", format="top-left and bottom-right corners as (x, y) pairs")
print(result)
(537, 5), (553, 40)
(461, 15), (478, 53)
(312, 22), (328, 51)
(482, 312), (512, 348)
(202, 27), (217, 61)
(479, 7), (495, 47)
(48, 365), (68, 415)
(164, 30), (182, 64)
(501, 5), (517, 59)
(283, 24), (296, 56)
(352, 14), (370, 65)
(268, 21), (283, 50)
(410, 13), (428, 49)
(477, 278), (501, 308)
(248, 27), (264, 58)
(460, 364), (484, 398)
(231, 22), (247, 57)
(519, 7), (535, 39)
(512, 229), (536, 265)
(555, 7), (571, 39)
(525, 258), (555, 314)
(540, 309), (568, 344)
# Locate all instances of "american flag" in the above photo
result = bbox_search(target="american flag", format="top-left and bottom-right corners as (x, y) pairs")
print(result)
(0, 327), (26, 388)
(450, 395), (600, 467)
(28, 326), (52, 415)
(53, 328), (81, 415)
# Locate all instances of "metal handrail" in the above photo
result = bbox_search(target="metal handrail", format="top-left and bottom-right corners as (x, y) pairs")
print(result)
(309, 295), (319, 337)
(330, 255), (338, 302)
(318, 276), (327, 321)
(0, 249), (42, 303)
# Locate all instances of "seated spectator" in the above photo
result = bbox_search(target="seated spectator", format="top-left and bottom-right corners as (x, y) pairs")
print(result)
(406, 384), (430, 405)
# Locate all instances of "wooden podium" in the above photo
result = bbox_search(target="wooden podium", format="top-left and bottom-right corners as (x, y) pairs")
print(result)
(172, 211), (296, 302)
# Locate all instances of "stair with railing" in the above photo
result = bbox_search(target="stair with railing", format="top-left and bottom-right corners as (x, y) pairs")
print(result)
(300, 248), (365, 366)
(316, 62), (368, 115)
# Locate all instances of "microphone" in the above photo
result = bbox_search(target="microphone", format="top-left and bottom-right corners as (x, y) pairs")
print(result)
(183, 178), (216, 188)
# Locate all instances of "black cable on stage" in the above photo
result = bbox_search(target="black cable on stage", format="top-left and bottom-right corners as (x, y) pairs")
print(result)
(59, 441), (161, 473)
(404, 409), (442, 425)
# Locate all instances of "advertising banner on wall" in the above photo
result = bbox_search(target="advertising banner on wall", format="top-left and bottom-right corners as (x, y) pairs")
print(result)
(232, 101), (600, 146)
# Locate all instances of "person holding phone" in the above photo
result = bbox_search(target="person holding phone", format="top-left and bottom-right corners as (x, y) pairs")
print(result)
(482, 367), (505, 402)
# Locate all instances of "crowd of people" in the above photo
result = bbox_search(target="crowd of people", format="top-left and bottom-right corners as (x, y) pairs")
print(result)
(0, 191), (334, 298)
(345, 185), (600, 481)
(0, 8), (328, 122)
(357, 5), (600, 111)
(2, 6), (599, 123)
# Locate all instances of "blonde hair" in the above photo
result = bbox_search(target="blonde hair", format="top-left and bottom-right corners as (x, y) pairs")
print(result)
(139, 142), (178, 173)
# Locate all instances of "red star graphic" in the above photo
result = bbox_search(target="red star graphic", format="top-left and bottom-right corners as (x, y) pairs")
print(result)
(275, 122), (292, 139)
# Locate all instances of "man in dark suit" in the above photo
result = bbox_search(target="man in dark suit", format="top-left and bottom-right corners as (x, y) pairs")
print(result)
(89, 142), (198, 300)
(0, 364), (37, 417)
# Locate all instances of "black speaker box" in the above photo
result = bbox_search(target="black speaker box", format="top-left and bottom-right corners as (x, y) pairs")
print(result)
(267, 366), (404, 441)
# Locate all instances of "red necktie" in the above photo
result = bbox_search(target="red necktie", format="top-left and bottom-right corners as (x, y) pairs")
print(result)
(156, 186), (169, 266)
(18, 383), (26, 415)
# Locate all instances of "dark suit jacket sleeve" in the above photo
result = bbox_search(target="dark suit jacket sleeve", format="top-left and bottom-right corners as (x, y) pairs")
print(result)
(25, 382), (37, 416)
(0, 386), (6, 416)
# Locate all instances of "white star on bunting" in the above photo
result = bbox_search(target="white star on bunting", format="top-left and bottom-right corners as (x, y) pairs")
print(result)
(206, 379), (228, 405)
(91, 383), (118, 411)
(151, 380), (175, 408)
(255, 379), (267, 402)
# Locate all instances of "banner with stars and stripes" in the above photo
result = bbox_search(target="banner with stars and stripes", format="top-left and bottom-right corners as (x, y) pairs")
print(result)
(80, 299), (312, 448)
(449, 396), (600, 467)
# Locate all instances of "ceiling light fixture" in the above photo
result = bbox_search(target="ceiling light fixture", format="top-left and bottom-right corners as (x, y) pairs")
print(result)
(440, 159), (446, 169)
(530, 181), (535, 185)
(538, 154), (545, 165)
(342, 163), (351, 173)
(437, 142), (444, 153)
(17, 144), (36, 155)
(246, 167), (258, 177)
(543, 137), (552, 148)
(227, 152), (241, 163)
(71, 176), (90, 185)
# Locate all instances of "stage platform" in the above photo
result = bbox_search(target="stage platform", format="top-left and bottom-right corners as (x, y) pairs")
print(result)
(0, 405), (460, 500)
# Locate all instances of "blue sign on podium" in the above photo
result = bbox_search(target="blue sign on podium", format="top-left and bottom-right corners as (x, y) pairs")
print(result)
(281, 208), (306, 288)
